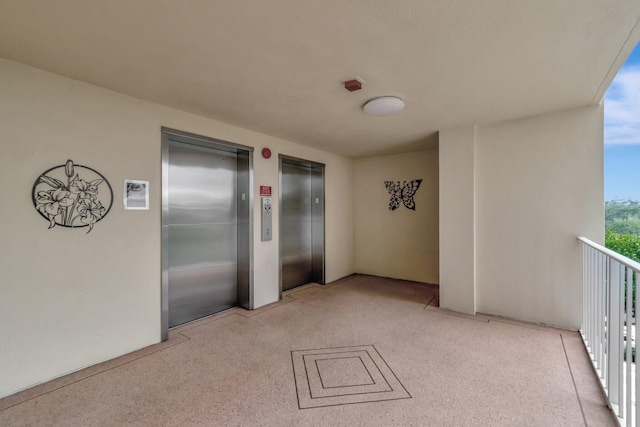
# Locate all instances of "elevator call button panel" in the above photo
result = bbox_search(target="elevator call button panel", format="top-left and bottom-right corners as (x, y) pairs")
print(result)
(261, 197), (272, 241)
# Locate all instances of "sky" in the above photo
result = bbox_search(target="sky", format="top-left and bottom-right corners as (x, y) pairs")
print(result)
(604, 42), (640, 201)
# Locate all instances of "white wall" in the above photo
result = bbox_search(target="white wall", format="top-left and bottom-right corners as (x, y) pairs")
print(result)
(0, 55), (604, 397)
(0, 58), (354, 398)
(353, 150), (439, 284)
(475, 105), (604, 329)
(439, 126), (477, 314)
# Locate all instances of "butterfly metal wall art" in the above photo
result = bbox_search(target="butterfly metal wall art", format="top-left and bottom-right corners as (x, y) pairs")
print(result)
(384, 179), (422, 211)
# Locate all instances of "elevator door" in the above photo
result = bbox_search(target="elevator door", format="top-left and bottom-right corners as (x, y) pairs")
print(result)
(280, 157), (324, 292)
(167, 141), (238, 327)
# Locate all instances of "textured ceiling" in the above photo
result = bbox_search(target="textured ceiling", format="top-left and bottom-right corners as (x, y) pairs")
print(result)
(1, 1), (639, 158)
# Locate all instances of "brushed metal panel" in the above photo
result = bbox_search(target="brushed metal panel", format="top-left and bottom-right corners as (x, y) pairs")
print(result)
(162, 128), (254, 340)
(236, 150), (252, 309)
(168, 256), (237, 326)
(281, 161), (313, 291)
(280, 157), (324, 292)
(311, 165), (325, 284)
(167, 141), (238, 327)
(161, 134), (170, 341)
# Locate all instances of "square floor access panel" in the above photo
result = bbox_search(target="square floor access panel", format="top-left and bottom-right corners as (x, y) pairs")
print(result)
(291, 345), (411, 409)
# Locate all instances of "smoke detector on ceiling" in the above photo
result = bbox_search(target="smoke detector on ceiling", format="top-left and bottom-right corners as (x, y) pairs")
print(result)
(343, 77), (365, 92)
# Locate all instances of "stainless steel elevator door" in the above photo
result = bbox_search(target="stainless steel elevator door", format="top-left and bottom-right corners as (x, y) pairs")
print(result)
(281, 162), (313, 290)
(281, 158), (324, 291)
(168, 142), (238, 327)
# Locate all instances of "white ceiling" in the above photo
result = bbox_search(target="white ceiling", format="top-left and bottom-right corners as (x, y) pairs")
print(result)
(1, 1), (639, 158)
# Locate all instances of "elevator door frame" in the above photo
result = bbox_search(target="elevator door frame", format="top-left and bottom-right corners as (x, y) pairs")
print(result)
(278, 154), (325, 298)
(161, 127), (254, 341)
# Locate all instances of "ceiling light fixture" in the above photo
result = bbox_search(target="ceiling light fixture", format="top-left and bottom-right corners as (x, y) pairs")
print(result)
(363, 96), (405, 116)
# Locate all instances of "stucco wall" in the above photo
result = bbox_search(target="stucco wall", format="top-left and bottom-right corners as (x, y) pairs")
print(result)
(439, 126), (477, 314)
(353, 150), (439, 284)
(0, 59), (354, 398)
(475, 105), (604, 329)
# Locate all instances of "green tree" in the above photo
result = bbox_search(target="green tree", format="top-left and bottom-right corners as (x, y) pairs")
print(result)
(605, 228), (640, 262)
(608, 216), (640, 236)
(604, 201), (640, 326)
(605, 229), (639, 323)
(605, 199), (640, 236)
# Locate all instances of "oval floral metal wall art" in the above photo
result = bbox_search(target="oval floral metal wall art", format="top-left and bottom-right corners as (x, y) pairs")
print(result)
(32, 159), (113, 233)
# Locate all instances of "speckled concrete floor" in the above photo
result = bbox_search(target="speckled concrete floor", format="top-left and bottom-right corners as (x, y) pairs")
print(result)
(0, 275), (616, 426)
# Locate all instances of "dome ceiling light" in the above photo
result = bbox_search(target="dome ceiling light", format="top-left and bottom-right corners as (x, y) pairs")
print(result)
(363, 96), (405, 116)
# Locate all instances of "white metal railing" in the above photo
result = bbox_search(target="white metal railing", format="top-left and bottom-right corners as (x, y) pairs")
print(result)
(579, 237), (638, 426)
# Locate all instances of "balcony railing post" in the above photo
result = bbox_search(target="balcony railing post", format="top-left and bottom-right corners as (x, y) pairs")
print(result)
(604, 256), (610, 395)
(598, 251), (605, 375)
(595, 249), (599, 368)
(590, 246), (596, 359)
(578, 237), (639, 426)
(625, 267), (633, 424)
(636, 271), (639, 427)
(609, 259), (621, 414)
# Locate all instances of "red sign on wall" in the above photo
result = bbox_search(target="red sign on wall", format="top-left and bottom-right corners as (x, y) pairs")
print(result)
(260, 186), (272, 196)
